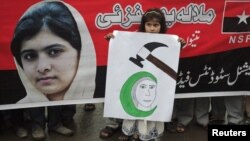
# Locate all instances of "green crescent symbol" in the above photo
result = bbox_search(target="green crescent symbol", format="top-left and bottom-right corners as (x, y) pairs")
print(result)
(120, 71), (157, 117)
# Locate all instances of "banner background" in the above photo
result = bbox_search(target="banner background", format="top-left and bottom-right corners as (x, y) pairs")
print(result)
(0, 0), (250, 109)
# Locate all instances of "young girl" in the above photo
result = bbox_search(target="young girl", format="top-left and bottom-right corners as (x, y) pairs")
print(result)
(105, 8), (186, 141)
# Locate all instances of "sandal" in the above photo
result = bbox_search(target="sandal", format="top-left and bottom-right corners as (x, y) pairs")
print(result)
(118, 133), (130, 141)
(84, 104), (96, 111)
(176, 123), (185, 133)
(131, 134), (141, 141)
(99, 126), (119, 139)
(165, 120), (177, 133)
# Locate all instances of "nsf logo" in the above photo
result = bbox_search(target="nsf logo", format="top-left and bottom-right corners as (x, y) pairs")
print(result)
(222, 1), (250, 34)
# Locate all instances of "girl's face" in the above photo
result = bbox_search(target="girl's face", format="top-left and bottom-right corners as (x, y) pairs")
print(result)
(135, 79), (157, 108)
(20, 28), (78, 100)
(145, 18), (161, 33)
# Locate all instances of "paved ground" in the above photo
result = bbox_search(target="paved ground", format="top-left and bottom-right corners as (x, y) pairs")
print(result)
(0, 104), (207, 141)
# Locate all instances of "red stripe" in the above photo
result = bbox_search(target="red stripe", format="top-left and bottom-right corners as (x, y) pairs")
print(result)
(224, 1), (250, 17)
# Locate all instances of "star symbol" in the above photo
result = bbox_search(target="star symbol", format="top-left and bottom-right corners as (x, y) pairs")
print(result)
(237, 10), (250, 24)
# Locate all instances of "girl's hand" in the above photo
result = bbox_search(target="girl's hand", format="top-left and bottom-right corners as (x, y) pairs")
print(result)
(104, 33), (115, 41)
(178, 38), (186, 48)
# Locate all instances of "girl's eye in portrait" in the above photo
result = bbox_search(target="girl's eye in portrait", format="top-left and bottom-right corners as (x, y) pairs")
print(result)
(46, 45), (65, 57)
(149, 85), (156, 89)
(139, 84), (146, 89)
(21, 50), (38, 62)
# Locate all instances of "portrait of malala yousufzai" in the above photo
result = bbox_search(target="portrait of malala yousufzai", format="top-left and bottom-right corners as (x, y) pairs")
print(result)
(10, 0), (96, 104)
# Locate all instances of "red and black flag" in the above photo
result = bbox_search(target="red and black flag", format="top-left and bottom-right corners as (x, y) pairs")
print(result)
(222, 1), (250, 33)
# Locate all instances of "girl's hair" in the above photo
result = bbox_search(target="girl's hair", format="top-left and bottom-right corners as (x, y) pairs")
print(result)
(11, 1), (81, 67)
(138, 8), (167, 33)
